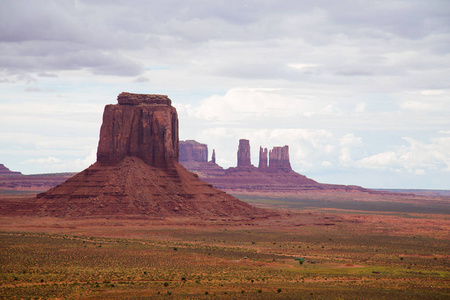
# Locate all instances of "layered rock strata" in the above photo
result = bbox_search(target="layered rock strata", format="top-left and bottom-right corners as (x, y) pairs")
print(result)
(179, 141), (226, 178)
(0, 164), (21, 176)
(97, 92), (178, 168)
(179, 140), (208, 162)
(29, 93), (268, 218)
(178, 140), (380, 195)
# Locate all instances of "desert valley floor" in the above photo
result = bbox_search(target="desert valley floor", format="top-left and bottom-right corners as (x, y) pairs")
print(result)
(0, 189), (448, 299)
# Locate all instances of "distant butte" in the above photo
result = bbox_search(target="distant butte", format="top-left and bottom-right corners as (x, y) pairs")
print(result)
(179, 139), (385, 195)
(3, 93), (270, 219)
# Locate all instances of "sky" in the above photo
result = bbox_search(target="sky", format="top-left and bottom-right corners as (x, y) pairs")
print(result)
(0, 0), (449, 189)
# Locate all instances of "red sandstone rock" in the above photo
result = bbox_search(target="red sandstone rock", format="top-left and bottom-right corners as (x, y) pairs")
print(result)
(0, 172), (74, 191)
(34, 157), (263, 218)
(258, 147), (268, 169)
(237, 139), (252, 167)
(179, 140), (208, 162)
(30, 93), (268, 219)
(178, 141), (225, 178)
(269, 146), (292, 171)
(178, 140), (382, 195)
(117, 92), (171, 106)
(97, 92), (178, 168)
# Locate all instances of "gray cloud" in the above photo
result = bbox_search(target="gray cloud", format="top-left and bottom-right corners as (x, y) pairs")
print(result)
(1, 0), (449, 188)
(1, 0), (449, 80)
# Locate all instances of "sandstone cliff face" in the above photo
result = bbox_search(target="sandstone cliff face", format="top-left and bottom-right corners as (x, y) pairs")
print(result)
(269, 146), (292, 172)
(258, 147), (268, 169)
(237, 139), (252, 167)
(97, 92), (178, 168)
(179, 140), (208, 162)
(178, 143), (226, 179)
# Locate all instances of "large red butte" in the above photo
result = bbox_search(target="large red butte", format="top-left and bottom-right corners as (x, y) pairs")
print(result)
(32, 93), (269, 218)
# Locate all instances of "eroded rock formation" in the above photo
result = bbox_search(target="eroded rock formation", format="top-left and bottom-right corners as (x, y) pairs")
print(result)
(28, 93), (268, 219)
(97, 92), (178, 168)
(269, 146), (292, 172)
(258, 147), (268, 169)
(179, 141), (225, 178)
(178, 139), (380, 195)
(237, 139), (252, 167)
(179, 140), (208, 162)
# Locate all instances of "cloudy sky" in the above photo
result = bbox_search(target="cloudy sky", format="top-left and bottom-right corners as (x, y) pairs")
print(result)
(1, 0), (449, 189)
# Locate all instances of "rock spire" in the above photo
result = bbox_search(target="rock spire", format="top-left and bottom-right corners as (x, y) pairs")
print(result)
(258, 147), (268, 169)
(237, 139), (252, 167)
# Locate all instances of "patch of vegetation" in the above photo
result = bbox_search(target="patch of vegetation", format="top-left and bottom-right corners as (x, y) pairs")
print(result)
(0, 225), (448, 299)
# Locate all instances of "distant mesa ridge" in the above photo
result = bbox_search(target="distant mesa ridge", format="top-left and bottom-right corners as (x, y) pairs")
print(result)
(6, 92), (269, 218)
(180, 138), (296, 174)
(0, 164), (21, 176)
(179, 139), (384, 194)
(179, 140), (208, 162)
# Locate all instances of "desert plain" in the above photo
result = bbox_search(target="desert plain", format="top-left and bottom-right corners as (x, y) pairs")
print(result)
(0, 189), (448, 299)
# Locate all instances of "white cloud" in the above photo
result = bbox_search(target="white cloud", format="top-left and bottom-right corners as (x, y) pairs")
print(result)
(339, 133), (364, 166)
(22, 157), (62, 165)
(287, 63), (319, 70)
(194, 87), (339, 123)
(356, 137), (450, 173)
(20, 148), (96, 174)
(420, 90), (445, 96)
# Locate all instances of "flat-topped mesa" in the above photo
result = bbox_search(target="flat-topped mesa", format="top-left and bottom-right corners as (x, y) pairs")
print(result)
(117, 92), (171, 106)
(179, 140), (208, 162)
(237, 139), (252, 167)
(269, 146), (292, 172)
(97, 92), (178, 168)
(258, 147), (268, 169)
